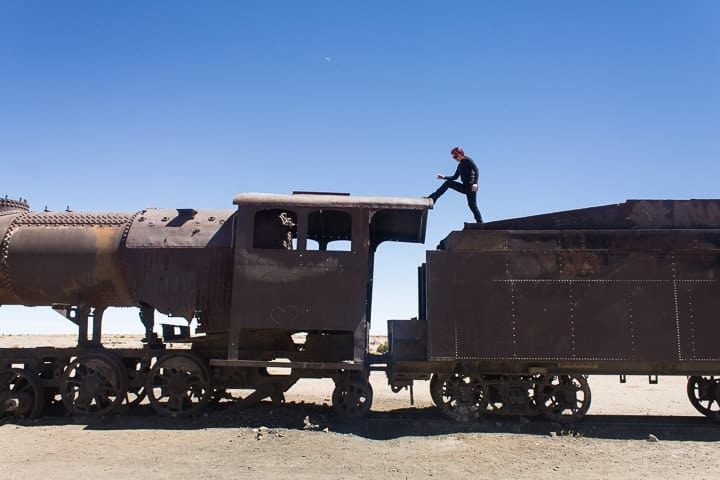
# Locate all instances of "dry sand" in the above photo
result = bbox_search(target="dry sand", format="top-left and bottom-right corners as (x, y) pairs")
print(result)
(1, 335), (718, 479)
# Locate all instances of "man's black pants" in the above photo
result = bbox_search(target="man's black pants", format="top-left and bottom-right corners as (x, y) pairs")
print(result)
(429, 180), (483, 223)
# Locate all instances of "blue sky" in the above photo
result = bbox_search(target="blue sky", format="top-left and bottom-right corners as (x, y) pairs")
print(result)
(1, 1), (718, 334)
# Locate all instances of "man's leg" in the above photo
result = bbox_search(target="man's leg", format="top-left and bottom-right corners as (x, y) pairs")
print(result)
(428, 180), (463, 202)
(466, 190), (483, 223)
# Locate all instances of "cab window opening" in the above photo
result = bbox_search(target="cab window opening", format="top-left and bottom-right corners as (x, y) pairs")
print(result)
(253, 209), (297, 250)
(307, 210), (352, 252)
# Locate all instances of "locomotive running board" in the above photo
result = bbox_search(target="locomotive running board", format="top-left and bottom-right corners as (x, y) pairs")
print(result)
(209, 359), (363, 370)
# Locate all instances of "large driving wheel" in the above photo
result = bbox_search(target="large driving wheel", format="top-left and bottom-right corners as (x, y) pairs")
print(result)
(61, 352), (128, 416)
(332, 377), (373, 418)
(687, 376), (720, 420)
(0, 368), (45, 419)
(535, 374), (591, 423)
(145, 353), (211, 417)
(429, 373), (488, 422)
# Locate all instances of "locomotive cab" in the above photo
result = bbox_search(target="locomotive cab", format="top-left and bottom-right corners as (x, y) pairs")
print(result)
(225, 192), (431, 365)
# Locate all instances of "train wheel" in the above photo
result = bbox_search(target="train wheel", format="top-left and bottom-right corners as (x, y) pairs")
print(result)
(145, 353), (211, 417)
(535, 374), (591, 423)
(61, 353), (128, 417)
(332, 378), (373, 418)
(429, 373), (488, 422)
(429, 374), (444, 408)
(0, 368), (45, 419)
(687, 376), (720, 420)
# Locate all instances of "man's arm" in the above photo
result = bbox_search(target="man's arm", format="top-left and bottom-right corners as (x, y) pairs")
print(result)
(438, 164), (461, 180)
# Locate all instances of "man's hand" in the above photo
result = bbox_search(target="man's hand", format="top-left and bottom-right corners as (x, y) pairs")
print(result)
(471, 184), (478, 192)
(436, 174), (445, 180)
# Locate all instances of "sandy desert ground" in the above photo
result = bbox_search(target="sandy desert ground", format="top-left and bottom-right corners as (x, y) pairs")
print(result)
(1, 335), (719, 480)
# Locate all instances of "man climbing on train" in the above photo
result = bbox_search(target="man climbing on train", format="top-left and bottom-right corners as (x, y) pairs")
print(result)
(426, 146), (483, 224)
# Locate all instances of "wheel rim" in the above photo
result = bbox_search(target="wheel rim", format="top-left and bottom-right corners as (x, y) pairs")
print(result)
(145, 353), (211, 417)
(687, 376), (720, 420)
(332, 379), (373, 417)
(429, 374), (444, 408)
(0, 368), (44, 419)
(430, 373), (488, 422)
(61, 353), (127, 416)
(536, 375), (591, 423)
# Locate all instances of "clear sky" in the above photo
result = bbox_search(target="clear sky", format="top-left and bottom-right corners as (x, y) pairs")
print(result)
(1, 1), (718, 334)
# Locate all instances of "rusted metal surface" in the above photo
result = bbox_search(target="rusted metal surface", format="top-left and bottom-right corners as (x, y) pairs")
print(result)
(234, 192), (432, 211)
(121, 207), (235, 323)
(0, 203), (237, 324)
(228, 194), (431, 363)
(482, 199), (720, 230)
(125, 208), (235, 248)
(235, 193), (431, 246)
(7, 191), (720, 421)
(388, 319), (427, 361)
(5, 212), (135, 307)
(0, 197), (29, 215)
(426, 200), (720, 373)
(0, 192), (433, 419)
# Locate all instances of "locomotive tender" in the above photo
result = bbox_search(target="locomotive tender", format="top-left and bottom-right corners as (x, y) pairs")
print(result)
(1, 193), (719, 422)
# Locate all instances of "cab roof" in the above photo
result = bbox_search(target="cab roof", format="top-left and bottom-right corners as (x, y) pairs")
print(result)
(234, 192), (432, 210)
(233, 192), (432, 246)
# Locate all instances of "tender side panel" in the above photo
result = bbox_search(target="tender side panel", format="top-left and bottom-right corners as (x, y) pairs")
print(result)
(427, 230), (720, 365)
(675, 253), (720, 361)
(570, 282), (634, 359)
(512, 281), (573, 358)
(427, 250), (515, 360)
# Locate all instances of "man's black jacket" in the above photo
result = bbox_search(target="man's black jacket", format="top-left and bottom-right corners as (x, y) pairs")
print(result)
(446, 156), (479, 185)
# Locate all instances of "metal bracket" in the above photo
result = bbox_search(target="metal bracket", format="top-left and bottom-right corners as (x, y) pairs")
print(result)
(53, 305), (105, 347)
(619, 374), (627, 384)
(161, 323), (190, 341)
(648, 374), (659, 384)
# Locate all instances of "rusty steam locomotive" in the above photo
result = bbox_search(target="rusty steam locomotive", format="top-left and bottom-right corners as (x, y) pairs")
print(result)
(1, 193), (719, 422)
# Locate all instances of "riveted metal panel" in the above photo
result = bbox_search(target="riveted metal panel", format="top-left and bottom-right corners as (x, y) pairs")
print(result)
(482, 199), (720, 230)
(0, 212), (24, 304)
(428, 214), (720, 369)
(125, 208), (235, 248)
